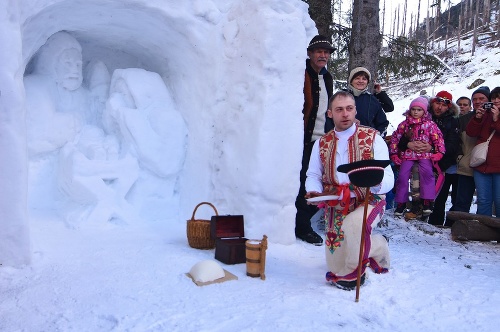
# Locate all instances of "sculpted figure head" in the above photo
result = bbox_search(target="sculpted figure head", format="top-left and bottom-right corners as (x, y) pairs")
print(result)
(33, 31), (83, 91)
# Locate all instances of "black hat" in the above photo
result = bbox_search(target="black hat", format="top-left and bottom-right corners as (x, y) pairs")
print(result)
(471, 86), (490, 100)
(307, 35), (336, 52)
(337, 159), (391, 188)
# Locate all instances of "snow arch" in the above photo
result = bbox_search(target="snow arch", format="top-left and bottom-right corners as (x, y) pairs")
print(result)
(1, 0), (316, 266)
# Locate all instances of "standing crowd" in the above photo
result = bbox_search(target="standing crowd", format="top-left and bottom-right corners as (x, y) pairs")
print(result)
(295, 35), (500, 290)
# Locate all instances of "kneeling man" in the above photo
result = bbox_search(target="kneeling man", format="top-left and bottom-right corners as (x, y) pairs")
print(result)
(305, 91), (394, 290)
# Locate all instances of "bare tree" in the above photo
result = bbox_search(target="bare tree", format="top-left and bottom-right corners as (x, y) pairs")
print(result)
(497, 5), (500, 40)
(426, 1), (431, 51)
(445, 0), (451, 50)
(484, 0), (491, 26)
(472, 0), (479, 55)
(381, 0), (386, 35)
(416, 0), (422, 36)
(392, 8), (397, 38)
(468, 0), (474, 31)
(348, 0), (381, 83)
(402, 0), (408, 36)
(458, 13), (462, 52)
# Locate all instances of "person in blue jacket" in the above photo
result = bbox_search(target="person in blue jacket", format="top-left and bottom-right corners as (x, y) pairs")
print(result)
(346, 67), (389, 137)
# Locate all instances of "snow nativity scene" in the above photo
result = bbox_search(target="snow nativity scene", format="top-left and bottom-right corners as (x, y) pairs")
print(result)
(1, 0), (499, 331)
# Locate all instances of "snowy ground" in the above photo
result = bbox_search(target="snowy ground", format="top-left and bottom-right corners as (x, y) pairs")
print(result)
(1, 201), (499, 331)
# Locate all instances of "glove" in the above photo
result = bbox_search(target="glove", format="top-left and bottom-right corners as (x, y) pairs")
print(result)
(430, 153), (443, 162)
(390, 154), (402, 166)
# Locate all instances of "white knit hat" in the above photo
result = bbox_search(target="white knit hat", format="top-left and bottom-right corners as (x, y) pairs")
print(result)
(348, 67), (371, 83)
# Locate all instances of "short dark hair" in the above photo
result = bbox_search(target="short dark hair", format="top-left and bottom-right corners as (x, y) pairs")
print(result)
(456, 96), (471, 105)
(328, 90), (355, 108)
(490, 87), (500, 100)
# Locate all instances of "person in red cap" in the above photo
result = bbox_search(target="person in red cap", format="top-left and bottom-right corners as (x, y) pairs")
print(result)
(305, 91), (393, 290)
(294, 35), (336, 245)
(389, 97), (446, 217)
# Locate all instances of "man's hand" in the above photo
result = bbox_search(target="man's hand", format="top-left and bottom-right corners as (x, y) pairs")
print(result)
(407, 141), (432, 153)
(305, 191), (321, 205)
(305, 191), (321, 199)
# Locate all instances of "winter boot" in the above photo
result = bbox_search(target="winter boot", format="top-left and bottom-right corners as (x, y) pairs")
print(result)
(394, 203), (406, 217)
(331, 274), (366, 291)
(422, 200), (434, 216)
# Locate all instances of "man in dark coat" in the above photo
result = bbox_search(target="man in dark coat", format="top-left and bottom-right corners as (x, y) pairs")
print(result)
(294, 35), (335, 245)
(427, 91), (460, 225)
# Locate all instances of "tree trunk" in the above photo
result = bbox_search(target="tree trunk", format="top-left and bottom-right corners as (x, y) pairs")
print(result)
(445, 1), (451, 50)
(458, 13), (462, 52)
(484, 0), (491, 26)
(497, 5), (500, 40)
(468, 0), (474, 31)
(381, 0), (386, 36)
(349, 0), (381, 85)
(416, 0), (421, 38)
(306, 0), (332, 36)
(472, 0), (479, 55)
(402, 0), (408, 36)
(426, 5), (430, 51)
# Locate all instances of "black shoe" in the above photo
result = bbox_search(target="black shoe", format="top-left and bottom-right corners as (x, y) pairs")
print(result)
(332, 274), (366, 291)
(297, 231), (323, 246)
(422, 200), (434, 216)
(394, 203), (406, 216)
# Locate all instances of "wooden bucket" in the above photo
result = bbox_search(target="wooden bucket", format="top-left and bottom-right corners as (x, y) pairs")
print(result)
(245, 235), (268, 280)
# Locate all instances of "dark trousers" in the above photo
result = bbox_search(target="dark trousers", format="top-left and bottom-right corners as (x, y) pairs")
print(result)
(295, 141), (318, 236)
(428, 173), (458, 225)
(453, 174), (476, 212)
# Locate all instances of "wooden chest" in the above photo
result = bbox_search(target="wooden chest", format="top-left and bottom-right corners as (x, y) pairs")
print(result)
(210, 215), (247, 264)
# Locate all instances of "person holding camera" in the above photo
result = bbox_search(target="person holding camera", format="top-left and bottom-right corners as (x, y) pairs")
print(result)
(465, 86), (500, 217)
(453, 87), (490, 220)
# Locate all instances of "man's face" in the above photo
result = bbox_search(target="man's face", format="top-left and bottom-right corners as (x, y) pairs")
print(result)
(472, 94), (489, 111)
(457, 99), (472, 115)
(307, 48), (331, 73)
(432, 99), (449, 117)
(55, 48), (83, 91)
(327, 95), (356, 131)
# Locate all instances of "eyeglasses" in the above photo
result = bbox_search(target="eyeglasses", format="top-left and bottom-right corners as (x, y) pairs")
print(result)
(435, 97), (451, 105)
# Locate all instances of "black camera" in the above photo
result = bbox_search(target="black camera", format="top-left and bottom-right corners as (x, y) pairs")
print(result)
(483, 102), (493, 110)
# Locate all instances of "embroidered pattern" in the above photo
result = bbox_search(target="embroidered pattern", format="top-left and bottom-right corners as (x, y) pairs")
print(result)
(325, 196), (388, 283)
(325, 208), (345, 253)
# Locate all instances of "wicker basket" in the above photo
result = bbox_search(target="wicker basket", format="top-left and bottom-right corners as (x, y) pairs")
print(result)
(187, 202), (218, 249)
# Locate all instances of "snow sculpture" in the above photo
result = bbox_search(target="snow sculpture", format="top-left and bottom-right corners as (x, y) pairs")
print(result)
(104, 68), (188, 178)
(24, 31), (88, 156)
(58, 125), (139, 224)
(84, 60), (111, 127)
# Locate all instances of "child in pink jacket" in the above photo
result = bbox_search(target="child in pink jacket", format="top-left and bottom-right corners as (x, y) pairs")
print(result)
(389, 97), (445, 216)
